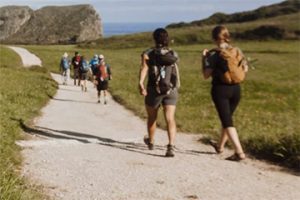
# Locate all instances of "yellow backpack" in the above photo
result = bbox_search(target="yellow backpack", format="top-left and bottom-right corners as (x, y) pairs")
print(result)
(218, 47), (246, 84)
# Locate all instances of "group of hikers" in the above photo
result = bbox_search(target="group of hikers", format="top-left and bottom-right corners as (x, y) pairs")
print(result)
(60, 25), (248, 160)
(139, 26), (248, 159)
(60, 51), (112, 104)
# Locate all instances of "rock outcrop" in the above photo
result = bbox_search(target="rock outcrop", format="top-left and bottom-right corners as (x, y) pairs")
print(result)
(0, 6), (33, 40)
(0, 4), (102, 44)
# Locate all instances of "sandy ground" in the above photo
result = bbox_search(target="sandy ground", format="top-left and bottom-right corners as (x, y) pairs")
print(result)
(11, 47), (300, 200)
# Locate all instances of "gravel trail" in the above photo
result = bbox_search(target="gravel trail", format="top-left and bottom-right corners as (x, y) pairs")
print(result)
(8, 46), (42, 67)
(11, 47), (300, 200)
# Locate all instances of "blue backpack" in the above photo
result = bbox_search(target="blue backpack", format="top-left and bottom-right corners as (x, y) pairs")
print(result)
(90, 58), (99, 74)
(61, 58), (69, 70)
(80, 60), (89, 72)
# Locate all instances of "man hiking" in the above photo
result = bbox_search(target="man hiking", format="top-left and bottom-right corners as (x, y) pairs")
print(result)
(71, 51), (81, 86)
(93, 54), (112, 104)
(90, 54), (99, 87)
(79, 56), (90, 92)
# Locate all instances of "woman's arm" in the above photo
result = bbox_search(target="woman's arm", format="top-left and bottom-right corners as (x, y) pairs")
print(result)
(139, 54), (149, 96)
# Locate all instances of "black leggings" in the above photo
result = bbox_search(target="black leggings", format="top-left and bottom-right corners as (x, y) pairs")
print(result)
(211, 84), (241, 128)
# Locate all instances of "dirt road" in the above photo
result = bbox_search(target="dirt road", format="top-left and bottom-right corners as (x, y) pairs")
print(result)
(12, 47), (300, 200)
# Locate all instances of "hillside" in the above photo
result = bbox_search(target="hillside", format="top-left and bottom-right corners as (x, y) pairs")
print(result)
(166, 0), (300, 28)
(0, 5), (102, 44)
(82, 12), (300, 49)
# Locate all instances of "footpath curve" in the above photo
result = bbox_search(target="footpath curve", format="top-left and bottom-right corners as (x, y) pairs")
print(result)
(8, 46), (42, 67)
(11, 46), (300, 200)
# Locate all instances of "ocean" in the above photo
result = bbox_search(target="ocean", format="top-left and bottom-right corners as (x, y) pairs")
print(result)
(103, 22), (170, 37)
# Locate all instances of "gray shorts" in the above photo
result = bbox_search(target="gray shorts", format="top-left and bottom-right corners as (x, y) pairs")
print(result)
(145, 88), (178, 108)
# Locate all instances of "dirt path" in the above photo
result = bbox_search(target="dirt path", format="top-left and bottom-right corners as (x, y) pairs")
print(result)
(12, 47), (300, 200)
(8, 46), (42, 67)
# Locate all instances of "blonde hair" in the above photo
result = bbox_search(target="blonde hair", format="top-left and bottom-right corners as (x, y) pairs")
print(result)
(212, 25), (230, 43)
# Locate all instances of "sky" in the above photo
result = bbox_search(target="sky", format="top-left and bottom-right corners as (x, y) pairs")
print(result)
(0, 0), (285, 23)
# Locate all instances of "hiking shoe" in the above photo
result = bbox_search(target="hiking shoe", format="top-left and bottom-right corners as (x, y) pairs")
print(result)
(143, 137), (154, 150)
(165, 144), (175, 157)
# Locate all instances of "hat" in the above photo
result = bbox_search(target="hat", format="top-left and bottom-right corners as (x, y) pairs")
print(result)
(99, 54), (104, 59)
(94, 54), (98, 58)
(63, 52), (68, 58)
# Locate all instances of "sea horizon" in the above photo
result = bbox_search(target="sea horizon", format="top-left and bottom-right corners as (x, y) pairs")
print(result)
(103, 22), (171, 37)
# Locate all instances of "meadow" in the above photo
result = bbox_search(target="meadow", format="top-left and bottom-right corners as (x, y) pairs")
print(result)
(0, 46), (57, 199)
(0, 33), (299, 200)
(25, 39), (300, 169)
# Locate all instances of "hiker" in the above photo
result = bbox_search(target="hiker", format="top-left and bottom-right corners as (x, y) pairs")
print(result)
(79, 55), (90, 92)
(93, 54), (112, 104)
(59, 52), (70, 85)
(89, 54), (99, 86)
(202, 25), (248, 161)
(138, 28), (180, 157)
(71, 51), (81, 86)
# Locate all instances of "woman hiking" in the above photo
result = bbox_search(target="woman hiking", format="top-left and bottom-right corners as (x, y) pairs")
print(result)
(139, 28), (180, 157)
(59, 52), (70, 85)
(202, 25), (248, 161)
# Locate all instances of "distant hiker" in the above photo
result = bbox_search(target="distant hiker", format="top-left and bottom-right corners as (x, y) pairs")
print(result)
(202, 25), (248, 161)
(71, 51), (81, 86)
(93, 54), (112, 104)
(59, 52), (70, 85)
(79, 55), (90, 92)
(138, 28), (180, 157)
(90, 54), (99, 75)
(89, 54), (99, 86)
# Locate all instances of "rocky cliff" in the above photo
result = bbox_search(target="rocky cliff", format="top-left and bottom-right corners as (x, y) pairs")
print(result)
(0, 4), (102, 44)
(0, 6), (33, 40)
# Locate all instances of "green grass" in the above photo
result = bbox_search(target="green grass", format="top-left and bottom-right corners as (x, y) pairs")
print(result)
(25, 39), (300, 169)
(0, 45), (57, 199)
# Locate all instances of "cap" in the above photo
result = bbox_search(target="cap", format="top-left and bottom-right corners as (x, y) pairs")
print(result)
(99, 54), (104, 59)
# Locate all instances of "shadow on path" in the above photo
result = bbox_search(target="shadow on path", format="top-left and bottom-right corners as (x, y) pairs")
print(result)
(14, 118), (215, 159)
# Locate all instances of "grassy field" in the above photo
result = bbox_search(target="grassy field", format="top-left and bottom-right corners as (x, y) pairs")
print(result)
(25, 39), (300, 169)
(0, 46), (57, 199)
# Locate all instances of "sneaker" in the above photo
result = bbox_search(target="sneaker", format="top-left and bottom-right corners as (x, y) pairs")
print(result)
(104, 100), (107, 105)
(143, 137), (154, 150)
(97, 100), (100, 103)
(165, 144), (175, 157)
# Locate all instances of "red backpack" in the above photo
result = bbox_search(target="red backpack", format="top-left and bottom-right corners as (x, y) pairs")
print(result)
(97, 64), (110, 81)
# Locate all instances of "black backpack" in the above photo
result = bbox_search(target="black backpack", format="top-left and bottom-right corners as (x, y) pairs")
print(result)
(148, 48), (178, 95)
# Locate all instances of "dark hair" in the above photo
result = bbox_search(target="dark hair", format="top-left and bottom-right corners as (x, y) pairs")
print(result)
(212, 25), (230, 43)
(75, 51), (79, 55)
(153, 28), (169, 47)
